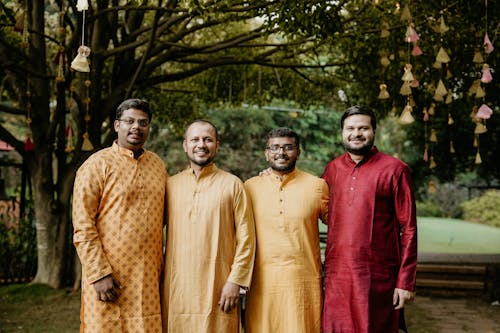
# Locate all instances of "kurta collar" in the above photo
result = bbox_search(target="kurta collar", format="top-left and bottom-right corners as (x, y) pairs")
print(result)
(344, 146), (379, 167)
(188, 163), (218, 179)
(112, 140), (146, 160)
(269, 167), (299, 185)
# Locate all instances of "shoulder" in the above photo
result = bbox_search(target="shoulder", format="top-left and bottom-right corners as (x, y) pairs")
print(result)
(77, 147), (113, 170)
(374, 151), (408, 170)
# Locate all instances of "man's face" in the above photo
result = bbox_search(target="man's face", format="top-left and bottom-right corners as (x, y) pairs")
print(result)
(265, 136), (300, 174)
(342, 114), (375, 156)
(183, 122), (219, 168)
(113, 108), (150, 151)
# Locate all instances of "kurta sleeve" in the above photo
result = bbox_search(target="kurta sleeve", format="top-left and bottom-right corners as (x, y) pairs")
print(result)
(319, 179), (329, 224)
(393, 165), (418, 291)
(72, 159), (113, 284)
(227, 182), (256, 288)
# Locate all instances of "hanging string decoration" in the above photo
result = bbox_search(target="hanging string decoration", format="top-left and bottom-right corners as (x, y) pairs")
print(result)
(81, 79), (94, 151)
(71, 0), (91, 72)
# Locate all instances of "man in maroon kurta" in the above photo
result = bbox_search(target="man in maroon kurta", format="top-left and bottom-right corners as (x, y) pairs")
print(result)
(321, 105), (417, 333)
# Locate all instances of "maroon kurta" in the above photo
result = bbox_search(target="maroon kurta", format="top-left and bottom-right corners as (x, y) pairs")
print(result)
(321, 147), (417, 333)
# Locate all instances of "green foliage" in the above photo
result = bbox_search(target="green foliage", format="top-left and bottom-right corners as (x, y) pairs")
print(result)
(147, 102), (344, 180)
(461, 190), (500, 228)
(0, 213), (37, 282)
(416, 200), (445, 218)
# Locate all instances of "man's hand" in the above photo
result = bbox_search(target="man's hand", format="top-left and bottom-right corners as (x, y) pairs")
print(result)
(259, 167), (272, 176)
(93, 274), (121, 303)
(218, 281), (240, 313)
(393, 288), (415, 310)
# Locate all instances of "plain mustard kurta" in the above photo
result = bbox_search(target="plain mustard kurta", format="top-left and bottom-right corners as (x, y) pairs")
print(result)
(161, 164), (255, 333)
(73, 142), (167, 333)
(244, 168), (329, 333)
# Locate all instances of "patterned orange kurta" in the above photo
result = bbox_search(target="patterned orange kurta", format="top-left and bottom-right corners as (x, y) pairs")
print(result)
(244, 168), (329, 333)
(161, 164), (255, 333)
(73, 142), (167, 333)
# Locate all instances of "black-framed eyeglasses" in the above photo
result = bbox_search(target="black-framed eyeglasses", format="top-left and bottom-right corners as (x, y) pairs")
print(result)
(116, 118), (150, 128)
(266, 144), (297, 153)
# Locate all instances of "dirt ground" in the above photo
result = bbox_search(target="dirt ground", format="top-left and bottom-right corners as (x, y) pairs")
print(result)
(405, 295), (500, 333)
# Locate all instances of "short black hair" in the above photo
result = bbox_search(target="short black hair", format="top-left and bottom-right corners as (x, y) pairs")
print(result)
(184, 119), (219, 140)
(116, 98), (152, 121)
(341, 105), (377, 130)
(266, 127), (300, 147)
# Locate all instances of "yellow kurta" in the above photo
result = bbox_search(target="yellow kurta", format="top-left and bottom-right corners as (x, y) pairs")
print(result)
(73, 142), (167, 333)
(244, 168), (329, 333)
(161, 164), (255, 333)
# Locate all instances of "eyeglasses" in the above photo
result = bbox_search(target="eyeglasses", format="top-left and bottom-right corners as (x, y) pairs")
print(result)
(266, 144), (297, 153)
(117, 118), (150, 128)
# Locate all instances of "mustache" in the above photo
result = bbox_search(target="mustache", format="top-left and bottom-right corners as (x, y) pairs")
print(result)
(274, 154), (289, 160)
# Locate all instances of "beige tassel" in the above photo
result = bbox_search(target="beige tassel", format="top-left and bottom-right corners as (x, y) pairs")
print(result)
(473, 135), (478, 148)
(435, 80), (448, 96)
(468, 79), (481, 96)
(399, 81), (412, 96)
(436, 47), (450, 63)
(430, 129), (438, 142)
(70, 46), (91, 72)
(475, 151), (482, 164)
(475, 85), (486, 98)
(428, 103), (436, 115)
(380, 53), (391, 67)
(473, 49), (484, 64)
(429, 156), (437, 169)
(449, 141), (455, 153)
(428, 180), (437, 193)
(433, 61), (442, 69)
(82, 132), (94, 151)
(399, 104), (415, 125)
(439, 15), (449, 33)
(474, 122), (487, 134)
(400, 4), (411, 21)
(448, 113), (454, 125)
(401, 64), (414, 81)
(378, 84), (390, 99)
(433, 93), (444, 102)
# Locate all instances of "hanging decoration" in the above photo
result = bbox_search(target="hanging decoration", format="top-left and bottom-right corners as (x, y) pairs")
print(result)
(24, 77), (34, 152)
(81, 79), (94, 151)
(71, 0), (91, 72)
(55, 8), (66, 82)
(65, 116), (75, 153)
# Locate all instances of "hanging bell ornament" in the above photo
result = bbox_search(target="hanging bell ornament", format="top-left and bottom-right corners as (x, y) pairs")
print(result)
(81, 132), (94, 151)
(439, 15), (449, 33)
(380, 51), (391, 67)
(71, 46), (91, 72)
(399, 104), (414, 125)
(428, 103), (436, 115)
(475, 151), (482, 164)
(445, 94), (453, 104)
(429, 129), (438, 143)
(473, 49), (484, 64)
(474, 122), (487, 134)
(449, 141), (455, 154)
(481, 64), (493, 83)
(433, 61), (442, 69)
(436, 47), (450, 63)
(448, 113), (454, 125)
(484, 33), (494, 54)
(399, 81), (412, 96)
(475, 85), (486, 98)
(429, 156), (437, 169)
(378, 84), (390, 100)
(405, 25), (419, 43)
(435, 80), (448, 96)
(400, 4), (411, 22)
(412, 44), (423, 56)
(401, 64), (414, 82)
(476, 104), (493, 119)
(468, 80), (481, 96)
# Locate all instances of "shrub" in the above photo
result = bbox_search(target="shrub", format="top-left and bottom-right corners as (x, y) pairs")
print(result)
(416, 200), (445, 217)
(461, 190), (500, 228)
(0, 214), (37, 282)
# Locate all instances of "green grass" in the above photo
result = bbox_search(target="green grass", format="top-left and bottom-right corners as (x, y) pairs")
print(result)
(319, 217), (500, 254)
(0, 284), (80, 333)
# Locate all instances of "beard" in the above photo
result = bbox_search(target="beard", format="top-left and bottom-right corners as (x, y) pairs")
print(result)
(342, 137), (374, 156)
(268, 155), (296, 172)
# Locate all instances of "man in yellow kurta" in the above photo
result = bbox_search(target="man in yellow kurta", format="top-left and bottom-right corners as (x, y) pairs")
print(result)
(161, 120), (255, 332)
(244, 127), (329, 333)
(73, 99), (167, 333)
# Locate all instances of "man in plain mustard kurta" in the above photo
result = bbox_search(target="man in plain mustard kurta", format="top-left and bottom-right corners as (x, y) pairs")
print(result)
(244, 127), (329, 333)
(161, 120), (255, 332)
(73, 99), (167, 332)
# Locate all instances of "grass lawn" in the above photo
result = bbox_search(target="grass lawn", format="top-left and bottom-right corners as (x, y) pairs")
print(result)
(319, 217), (500, 254)
(0, 284), (80, 333)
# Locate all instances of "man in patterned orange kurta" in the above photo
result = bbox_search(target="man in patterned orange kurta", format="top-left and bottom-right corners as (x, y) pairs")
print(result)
(161, 120), (255, 332)
(73, 99), (167, 333)
(244, 128), (329, 333)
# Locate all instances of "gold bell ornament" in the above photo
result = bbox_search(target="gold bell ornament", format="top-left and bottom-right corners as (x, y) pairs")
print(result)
(473, 49), (484, 64)
(401, 63), (414, 82)
(399, 81), (411, 96)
